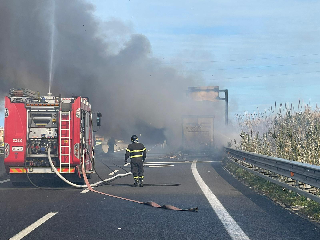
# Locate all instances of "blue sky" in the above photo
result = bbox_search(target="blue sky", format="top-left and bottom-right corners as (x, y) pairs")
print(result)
(87, 0), (320, 119)
(1, 0), (320, 126)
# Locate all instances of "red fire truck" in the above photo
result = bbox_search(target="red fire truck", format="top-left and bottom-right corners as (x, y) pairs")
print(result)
(4, 89), (98, 185)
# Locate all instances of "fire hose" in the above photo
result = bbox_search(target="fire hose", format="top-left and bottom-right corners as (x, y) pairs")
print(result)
(48, 148), (198, 212)
(47, 148), (131, 188)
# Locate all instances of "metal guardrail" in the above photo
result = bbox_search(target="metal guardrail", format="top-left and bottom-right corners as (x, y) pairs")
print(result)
(225, 147), (320, 203)
(226, 147), (320, 188)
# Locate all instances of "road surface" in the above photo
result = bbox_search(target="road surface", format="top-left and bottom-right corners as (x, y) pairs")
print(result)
(0, 146), (319, 240)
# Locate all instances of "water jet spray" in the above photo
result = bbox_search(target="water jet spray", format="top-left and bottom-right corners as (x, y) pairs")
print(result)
(48, 0), (56, 94)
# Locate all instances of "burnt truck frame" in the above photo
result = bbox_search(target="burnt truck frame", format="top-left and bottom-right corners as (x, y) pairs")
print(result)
(182, 115), (214, 152)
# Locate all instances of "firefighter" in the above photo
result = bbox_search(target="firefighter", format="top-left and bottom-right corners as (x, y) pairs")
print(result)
(125, 135), (146, 187)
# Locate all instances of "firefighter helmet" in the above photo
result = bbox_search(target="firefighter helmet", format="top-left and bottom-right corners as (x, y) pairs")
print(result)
(131, 135), (139, 143)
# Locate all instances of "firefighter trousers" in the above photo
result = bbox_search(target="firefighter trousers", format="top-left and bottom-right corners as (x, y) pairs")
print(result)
(131, 158), (144, 177)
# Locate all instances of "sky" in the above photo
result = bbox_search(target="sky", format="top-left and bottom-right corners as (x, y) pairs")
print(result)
(88, 0), (320, 114)
(0, 0), (320, 145)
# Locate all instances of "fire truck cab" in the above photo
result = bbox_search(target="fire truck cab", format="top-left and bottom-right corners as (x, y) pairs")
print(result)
(4, 89), (96, 184)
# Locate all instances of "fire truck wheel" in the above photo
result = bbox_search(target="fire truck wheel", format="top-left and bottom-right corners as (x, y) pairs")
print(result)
(11, 182), (26, 186)
(10, 174), (29, 186)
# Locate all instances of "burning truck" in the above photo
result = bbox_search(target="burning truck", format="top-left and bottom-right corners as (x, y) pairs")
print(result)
(182, 115), (214, 152)
(4, 89), (100, 185)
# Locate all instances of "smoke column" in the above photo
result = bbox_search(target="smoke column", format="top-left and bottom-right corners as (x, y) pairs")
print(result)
(0, 0), (226, 147)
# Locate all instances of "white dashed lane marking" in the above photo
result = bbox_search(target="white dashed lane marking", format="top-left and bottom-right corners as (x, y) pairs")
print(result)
(81, 186), (95, 193)
(9, 212), (58, 240)
(146, 161), (219, 164)
(191, 161), (250, 240)
(0, 179), (10, 184)
(148, 165), (174, 168)
(109, 170), (119, 175)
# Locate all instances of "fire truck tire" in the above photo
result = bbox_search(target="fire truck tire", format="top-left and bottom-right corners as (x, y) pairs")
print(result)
(10, 174), (29, 186)
(11, 182), (24, 186)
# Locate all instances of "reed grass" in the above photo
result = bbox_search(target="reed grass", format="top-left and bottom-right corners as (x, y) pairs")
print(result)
(232, 101), (320, 165)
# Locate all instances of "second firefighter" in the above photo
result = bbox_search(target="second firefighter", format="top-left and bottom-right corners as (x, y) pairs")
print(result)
(125, 135), (146, 187)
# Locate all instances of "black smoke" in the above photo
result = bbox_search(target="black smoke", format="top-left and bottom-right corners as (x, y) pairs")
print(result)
(0, 0), (222, 146)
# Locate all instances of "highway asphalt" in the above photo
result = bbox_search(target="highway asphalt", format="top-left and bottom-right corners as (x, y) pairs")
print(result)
(0, 146), (320, 240)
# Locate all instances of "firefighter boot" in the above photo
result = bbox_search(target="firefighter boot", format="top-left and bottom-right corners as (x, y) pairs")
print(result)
(139, 177), (144, 187)
(134, 177), (139, 187)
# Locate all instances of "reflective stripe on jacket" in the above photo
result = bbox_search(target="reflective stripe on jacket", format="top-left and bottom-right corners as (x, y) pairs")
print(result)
(125, 142), (146, 160)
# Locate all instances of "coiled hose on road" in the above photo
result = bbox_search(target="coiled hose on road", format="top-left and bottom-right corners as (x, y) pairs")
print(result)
(48, 148), (198, 212)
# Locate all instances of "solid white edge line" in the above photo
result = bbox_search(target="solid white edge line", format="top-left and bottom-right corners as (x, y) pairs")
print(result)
(0, 179), (10, 184)
(191, 161), (250, 240)
(10, 212), (58, 240)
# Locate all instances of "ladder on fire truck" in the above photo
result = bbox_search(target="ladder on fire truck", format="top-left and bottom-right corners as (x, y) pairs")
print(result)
(59, 111), (71, 173)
